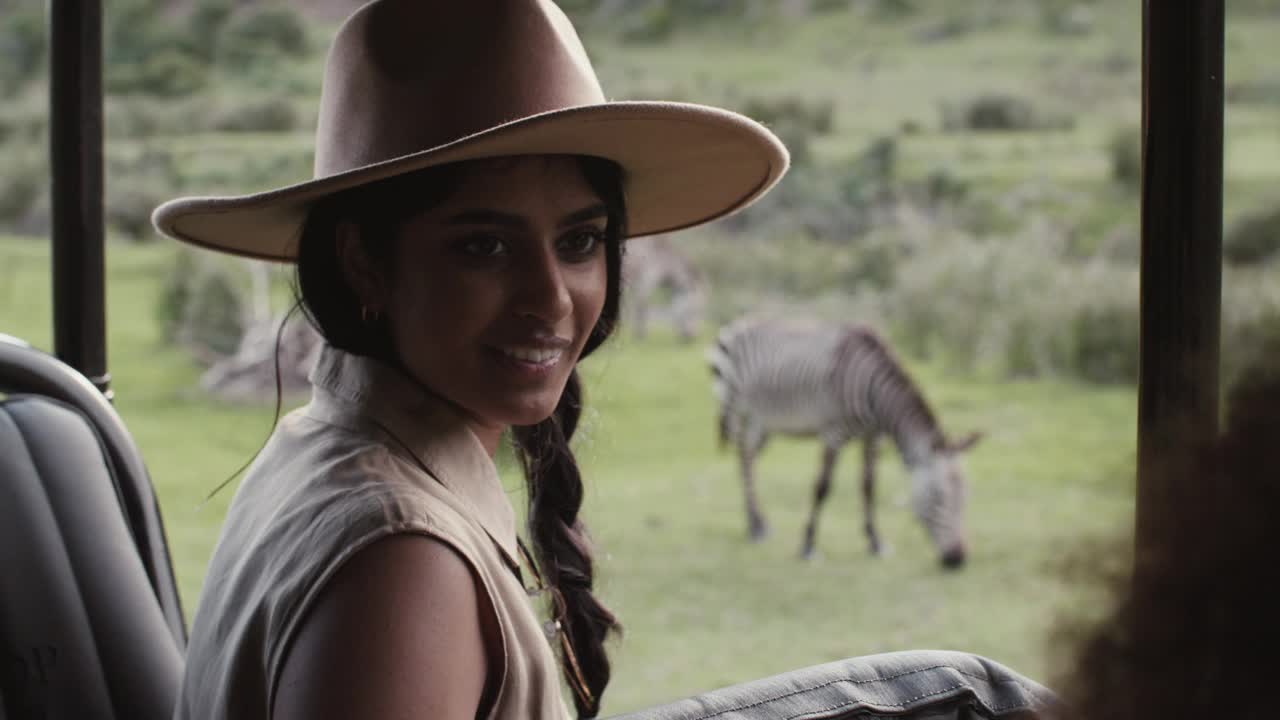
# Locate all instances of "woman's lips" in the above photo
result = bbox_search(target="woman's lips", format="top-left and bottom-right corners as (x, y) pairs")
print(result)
(485, 336), (572, 376)
(498, 345), (564, 365)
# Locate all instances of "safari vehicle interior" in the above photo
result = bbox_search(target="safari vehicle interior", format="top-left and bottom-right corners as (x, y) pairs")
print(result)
(0, 2), (1224, 718)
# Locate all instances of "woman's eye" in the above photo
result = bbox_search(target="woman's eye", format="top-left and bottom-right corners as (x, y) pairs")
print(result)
(458, 235), (507, 257)
(559, 229), (604, 258)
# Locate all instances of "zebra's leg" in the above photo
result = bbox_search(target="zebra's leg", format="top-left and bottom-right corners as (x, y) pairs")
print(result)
(862, 434), (884, 556)
(800, 443), (839, 560)
(738, 426), (769, 541)
(671, 286), (703, 343)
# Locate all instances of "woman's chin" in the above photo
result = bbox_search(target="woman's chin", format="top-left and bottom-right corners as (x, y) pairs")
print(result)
(488, 395), (563, 429)
(508, 406), (559, 428)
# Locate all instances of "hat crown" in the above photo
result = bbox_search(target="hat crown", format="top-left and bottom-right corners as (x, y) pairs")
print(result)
(314, 0), (605, 178)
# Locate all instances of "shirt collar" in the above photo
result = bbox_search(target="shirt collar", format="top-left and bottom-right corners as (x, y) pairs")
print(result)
(306, 345), (521, 570)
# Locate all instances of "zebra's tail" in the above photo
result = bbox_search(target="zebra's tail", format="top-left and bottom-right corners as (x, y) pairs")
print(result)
(706, 331), (737, 451)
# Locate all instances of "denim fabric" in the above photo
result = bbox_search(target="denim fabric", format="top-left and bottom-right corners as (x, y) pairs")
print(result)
(611, 650), (1057, 720)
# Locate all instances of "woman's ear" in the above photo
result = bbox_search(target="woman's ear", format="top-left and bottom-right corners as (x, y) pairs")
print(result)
(336, 220), (388, 312)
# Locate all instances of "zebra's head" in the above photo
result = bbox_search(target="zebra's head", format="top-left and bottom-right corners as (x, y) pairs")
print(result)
(908, 431), (982, 570)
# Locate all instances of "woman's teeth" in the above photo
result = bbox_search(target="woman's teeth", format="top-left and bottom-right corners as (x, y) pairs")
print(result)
(501, 347), (562, 364)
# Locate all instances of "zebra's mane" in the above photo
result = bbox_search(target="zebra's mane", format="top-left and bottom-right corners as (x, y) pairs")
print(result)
(834, 324), (945, 456)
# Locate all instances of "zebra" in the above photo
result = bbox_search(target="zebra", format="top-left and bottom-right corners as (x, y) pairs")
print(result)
(622, 234), (708, 343)
(708, 316), (981, 569)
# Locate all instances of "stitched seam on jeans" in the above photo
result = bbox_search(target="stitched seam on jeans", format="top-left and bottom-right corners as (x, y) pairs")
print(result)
(988, 694), (1045, 712)
(785, 692), (1042, 720)
(782, 682), (967, 718)
(685, 664), (1030, 720)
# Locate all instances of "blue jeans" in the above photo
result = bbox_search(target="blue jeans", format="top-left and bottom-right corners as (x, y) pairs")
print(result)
(612, 650), (1057, 719)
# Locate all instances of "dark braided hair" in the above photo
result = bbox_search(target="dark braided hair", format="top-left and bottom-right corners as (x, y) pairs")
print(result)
(512, 157), (626, 718)
(294, 155), (626, 718)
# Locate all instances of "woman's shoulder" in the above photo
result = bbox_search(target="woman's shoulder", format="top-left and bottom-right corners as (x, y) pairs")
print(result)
(203, 408), (499, 627)
(185, 415), (507, 717)
(271, 533), (497, 720)
(239, 404), (479, 536)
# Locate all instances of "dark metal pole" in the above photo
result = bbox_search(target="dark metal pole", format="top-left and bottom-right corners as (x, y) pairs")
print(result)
(1136, 2), (1223, 553)
(50, 0), (111, 397)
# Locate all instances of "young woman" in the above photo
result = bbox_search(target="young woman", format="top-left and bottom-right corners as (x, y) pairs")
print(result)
(156, 2), (1056, 719)
(154, 1), (786, 718)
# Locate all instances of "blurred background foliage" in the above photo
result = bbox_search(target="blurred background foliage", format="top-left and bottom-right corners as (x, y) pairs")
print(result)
(3, 0), (1276, 389)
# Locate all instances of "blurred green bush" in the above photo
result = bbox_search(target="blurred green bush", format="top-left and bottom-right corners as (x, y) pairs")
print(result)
(1040, 4), (1095, 36)
(106, 50), (210, 98)
(941, 93), (1074, 132)
(157, 250), (247, 359)
(0, 160), (42, 228)
(0, 7), (45, 94)
(220, 6), (311, 70)
(1225, 77), (1280, 105)
(185, 1), (236, 63)
(1222, 272), (1280, 389)
(211, 97), (301, 133)
(105, 0), (210, 97)
(1224, 206), (1280, 266)
(872, 0), (918, 20)
(1107, 126), (1142, 191)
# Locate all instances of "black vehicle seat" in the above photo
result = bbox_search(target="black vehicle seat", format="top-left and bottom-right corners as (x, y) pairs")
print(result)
(0, 335), (184, 719)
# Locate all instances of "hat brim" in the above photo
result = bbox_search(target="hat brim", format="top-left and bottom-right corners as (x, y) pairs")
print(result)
(152, 101), (788, 262)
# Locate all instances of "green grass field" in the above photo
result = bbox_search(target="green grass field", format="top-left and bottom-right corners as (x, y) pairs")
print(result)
(0, 235), (1136, 712)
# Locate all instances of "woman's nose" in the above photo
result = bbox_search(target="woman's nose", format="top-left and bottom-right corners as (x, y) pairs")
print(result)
(514, 249), (572, 322)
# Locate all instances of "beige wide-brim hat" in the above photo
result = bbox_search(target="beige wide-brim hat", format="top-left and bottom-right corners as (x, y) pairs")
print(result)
(152, 0), (789, 262)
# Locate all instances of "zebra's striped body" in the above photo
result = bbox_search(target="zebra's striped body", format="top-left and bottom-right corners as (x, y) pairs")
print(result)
(709, 317), (979, 568)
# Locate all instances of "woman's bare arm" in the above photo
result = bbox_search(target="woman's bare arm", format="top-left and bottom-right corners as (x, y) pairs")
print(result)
(273, 534), (494, 719)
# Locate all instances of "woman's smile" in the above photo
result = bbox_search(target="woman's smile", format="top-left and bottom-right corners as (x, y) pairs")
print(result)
(486, 335), (573, 377)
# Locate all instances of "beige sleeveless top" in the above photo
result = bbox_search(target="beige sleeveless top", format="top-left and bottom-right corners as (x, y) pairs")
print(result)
(175, 347), (572, 720)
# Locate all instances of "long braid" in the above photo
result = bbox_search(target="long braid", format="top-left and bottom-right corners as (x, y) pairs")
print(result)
(512, 154), (625, 717)
(514, 370), (620, 718)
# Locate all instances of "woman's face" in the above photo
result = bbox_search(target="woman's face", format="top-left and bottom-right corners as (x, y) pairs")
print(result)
(374, 157), (610, 445)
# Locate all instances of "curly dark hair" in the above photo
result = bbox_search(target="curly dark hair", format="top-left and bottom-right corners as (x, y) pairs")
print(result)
(1051, 361), (1280, 720)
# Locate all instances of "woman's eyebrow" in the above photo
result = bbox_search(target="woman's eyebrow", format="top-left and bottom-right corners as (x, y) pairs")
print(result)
(442, 205), (608, 230)
(443, 209), (527, 229)
(557, 204), (608, 228)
